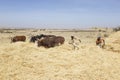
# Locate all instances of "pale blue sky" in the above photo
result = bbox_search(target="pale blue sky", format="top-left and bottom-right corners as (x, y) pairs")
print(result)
(0, 0), (120, 28)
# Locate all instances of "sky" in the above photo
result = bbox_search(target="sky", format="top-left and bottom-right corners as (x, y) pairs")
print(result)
(0, 0), (120, 29)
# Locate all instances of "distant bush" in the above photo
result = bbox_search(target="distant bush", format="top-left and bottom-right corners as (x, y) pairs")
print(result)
(40, 29), (46, 31)
(98, 29), (101, 32)
(104, 34), (109, 37)
(98, 29), (106, 32)
(32, 30), (38, 32)
(0, 30), (13, 33)
(0, 30), (4, 33)
(4, 31), (13, 33)
(113, 26), (120, 32)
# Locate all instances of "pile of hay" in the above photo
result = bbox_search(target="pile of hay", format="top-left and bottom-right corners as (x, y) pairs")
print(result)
(105, 31), (120, 53)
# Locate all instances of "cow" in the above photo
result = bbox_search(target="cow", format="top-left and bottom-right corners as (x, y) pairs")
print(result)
(96, 37), (105, 48)
(37, 37), (56, 48)
(45, 35), (56, 38)
(30, 36), (37, 43)
(30, 34), (56, 43)
(11, 36), (26, 43)
(30, 34), (45, 43)
(37, 36), (65, 48)
(54, 36), (65, 46)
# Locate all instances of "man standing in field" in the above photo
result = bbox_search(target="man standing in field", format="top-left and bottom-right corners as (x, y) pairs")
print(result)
(69, 36), (81, 50)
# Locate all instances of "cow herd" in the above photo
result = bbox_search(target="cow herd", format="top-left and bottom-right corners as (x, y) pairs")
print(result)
(11, 34), (65, 48)
(11, 34), (105, 49)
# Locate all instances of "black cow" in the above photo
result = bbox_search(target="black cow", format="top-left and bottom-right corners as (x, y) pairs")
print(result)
(30, 34), (45, 43)
(30, 34), (56, 43)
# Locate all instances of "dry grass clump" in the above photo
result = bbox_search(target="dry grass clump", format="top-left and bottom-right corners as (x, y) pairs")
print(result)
(105, 31), (120, 53)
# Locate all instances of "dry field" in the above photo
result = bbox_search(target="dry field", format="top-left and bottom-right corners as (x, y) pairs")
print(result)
(0, 29), (120, 80)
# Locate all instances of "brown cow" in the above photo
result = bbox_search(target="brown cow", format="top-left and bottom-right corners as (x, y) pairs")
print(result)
(37, 36), (65, 48)
(11, 36), (26, 43)
(54, 36), (65, 46)
(37, 37), (56, 48)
